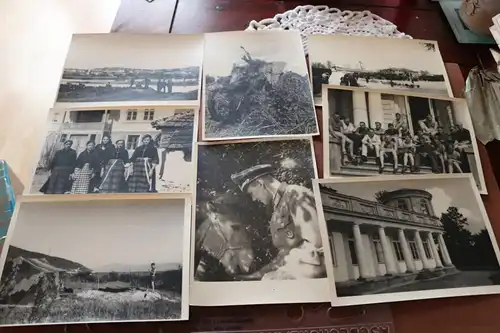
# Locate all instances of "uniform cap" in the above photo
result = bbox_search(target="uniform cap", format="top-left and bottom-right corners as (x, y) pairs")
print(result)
(231, 164), (275, 191)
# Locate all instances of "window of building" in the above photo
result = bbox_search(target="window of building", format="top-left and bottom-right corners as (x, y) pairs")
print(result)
(75, 110), (105, 123)
(392, 241), (404, 261)
(328, 233), (337, 267)
(127, 110), (138, 121)
(373, 239), (384, 264)
(419, 199), (431, 215)
(396, 199), (409, 211)
(59, 134), (68, 142)
(144, 110), (155, 121)
(347, 239), (358, 265)
(126, 135), (140, 150)
(409, 241), (420, 260)
(423, 240), (433, 259)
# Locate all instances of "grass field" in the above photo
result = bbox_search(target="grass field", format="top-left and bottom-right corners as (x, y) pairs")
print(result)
(0, 289), (181, 325)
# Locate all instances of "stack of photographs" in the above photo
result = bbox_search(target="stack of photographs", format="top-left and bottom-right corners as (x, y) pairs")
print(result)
(0, 33), (203, 325)
(1, 30), (499, 327)
(308, 34), (500, 307)
(191, 30), (327, 306)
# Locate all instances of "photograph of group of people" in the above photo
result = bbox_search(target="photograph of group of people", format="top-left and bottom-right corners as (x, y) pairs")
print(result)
(30, 108), (195, 195)
(323, 85), (486, 193)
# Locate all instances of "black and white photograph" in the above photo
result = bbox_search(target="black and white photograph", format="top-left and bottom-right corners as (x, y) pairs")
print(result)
(191, 138), (329, 306)
(202, 31), (318, 140)
(322, 85), (487, 194)
(28, 107), (196, 195)
(309, 35), (452, 105)
(313, 175), (500, 306)
(55, 33), (203, 108)
(0, 197), (191, 325)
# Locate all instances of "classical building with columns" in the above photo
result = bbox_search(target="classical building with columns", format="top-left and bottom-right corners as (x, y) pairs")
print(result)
(319, 184), (457, 296)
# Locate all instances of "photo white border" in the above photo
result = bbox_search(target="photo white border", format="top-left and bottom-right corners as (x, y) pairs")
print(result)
(0, 194), (193, 326)
(53, 34), (204, 110)
(312, 173), (500, 307)
(321, 84), (488, 195)
(190, 136), (329, 306)
(25, 106), (199, 198)
(200, 30), (319, 142)
(308, 36), (454, 106)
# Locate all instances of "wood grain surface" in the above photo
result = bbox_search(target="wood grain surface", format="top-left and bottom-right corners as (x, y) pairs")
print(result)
(2, 1), (500, 332)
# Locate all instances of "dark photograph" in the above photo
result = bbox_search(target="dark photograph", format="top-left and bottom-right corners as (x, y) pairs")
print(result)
(30, 108), (195, 195)
(55, 34), (203, 107)
(203, 31), (318, 140)
(194, 139), (326, 283)
(323, 86), (486, 193)
(309, 35), (452, 105)
(0, 199), (190, 325)
(314, 176), (500, 305)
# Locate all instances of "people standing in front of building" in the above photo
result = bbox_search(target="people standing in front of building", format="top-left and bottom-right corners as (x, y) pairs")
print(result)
(361, 128), (381, 162)
(384, 123), (400, 148)
(99, 139), (130, 193)
(128, 134), (159, 193)
(446, 144), (463, 174)
(167, 77), (173, 94)
(94, 135), (114, 193)
(431, 136), (447, 173)
(419, 114), (438, 135)
(353, 121), (369, 154)
(70, 141), (100, 194)
(379, 136), (398, 174)
(399, 135), (416, 173)
(393, 112), (408, 134)
(42, 140), (77, 194)
(373, 122), (385, 136)
(330, 113), (354, 162)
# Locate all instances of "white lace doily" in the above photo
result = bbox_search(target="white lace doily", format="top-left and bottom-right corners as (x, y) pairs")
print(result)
(246, 5), (412, 54)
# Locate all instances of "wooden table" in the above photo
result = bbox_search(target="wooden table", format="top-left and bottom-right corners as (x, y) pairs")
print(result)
(4, 1), (500, 332)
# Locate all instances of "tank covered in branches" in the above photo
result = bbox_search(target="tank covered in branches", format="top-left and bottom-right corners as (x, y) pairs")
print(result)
(205, 47), (317, 138)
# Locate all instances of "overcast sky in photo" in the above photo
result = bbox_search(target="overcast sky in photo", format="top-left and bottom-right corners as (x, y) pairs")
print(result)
(203, 30), (308, 77)
(64, 33), (203, 70)
(309, 35), (447, 73)
(8, 199), (186, 270)
(322, 176), (486, 234)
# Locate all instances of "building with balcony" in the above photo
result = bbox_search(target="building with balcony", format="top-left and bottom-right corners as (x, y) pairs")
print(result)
(319, 184), (456, 296)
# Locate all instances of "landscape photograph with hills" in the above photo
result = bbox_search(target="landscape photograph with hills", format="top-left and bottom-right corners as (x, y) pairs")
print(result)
(308, 35), (452, 104)
(0, 200), (188, 325)
(55, 33), (203, 106)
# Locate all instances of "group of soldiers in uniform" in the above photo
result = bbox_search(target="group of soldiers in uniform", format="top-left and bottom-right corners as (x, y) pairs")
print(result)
(330, 112), (472, 174)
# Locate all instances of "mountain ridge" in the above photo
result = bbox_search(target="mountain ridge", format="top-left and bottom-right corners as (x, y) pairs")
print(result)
(92, 262), (181, 273)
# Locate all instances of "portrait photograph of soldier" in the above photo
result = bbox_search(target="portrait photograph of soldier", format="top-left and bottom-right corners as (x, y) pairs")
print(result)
(202, 30), (318, 140)
(194, 138), (326, 284)
(322, 85), (487, 194)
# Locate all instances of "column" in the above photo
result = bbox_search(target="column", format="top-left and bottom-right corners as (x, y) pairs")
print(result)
(414, 230), (432, 270)
(438, 233), (453, 266)
(352, 91), (369, 126)
(353, 223), (371, 279)
(378, 227), (398, 275)
(368, 92), (384, 128)
(428, 232), (443, 268)
(398, 229), (417, 273)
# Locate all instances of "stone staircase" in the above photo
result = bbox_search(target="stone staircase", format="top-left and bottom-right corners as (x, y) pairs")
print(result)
(338, 156), (434, 176)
